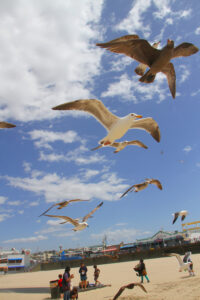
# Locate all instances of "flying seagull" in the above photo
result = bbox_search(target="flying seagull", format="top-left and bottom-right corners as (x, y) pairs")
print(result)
(120, 178), (162, 198)
(39, 199), (90, 217)
(166, 253), (191, 273)
(96, 36), (199, 98)
(44, 202), (103, 231)
(0, 122), (16, 128)
(112, 282), (147, 300)
(172, 210), (188, 224)
(52, 99), (160, 146)
(91, 140), (148, 153)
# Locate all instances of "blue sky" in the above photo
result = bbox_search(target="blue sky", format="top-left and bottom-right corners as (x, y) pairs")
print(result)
(0, 0), (200, 252)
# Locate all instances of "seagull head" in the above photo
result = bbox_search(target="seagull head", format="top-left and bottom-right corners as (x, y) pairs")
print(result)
(167, 39), (174, 48)
(129, 113), (142, 120)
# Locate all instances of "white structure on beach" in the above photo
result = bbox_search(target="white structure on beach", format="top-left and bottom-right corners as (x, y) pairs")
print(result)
(0, 249), (31, 273)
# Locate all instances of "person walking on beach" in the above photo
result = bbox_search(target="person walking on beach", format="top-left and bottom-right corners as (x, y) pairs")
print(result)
(93, 265), (101, 286)
(79, 262), (88, 289)
(62, 266), (74, 300)
(135, 259), (150, 283)
(183, 252), (195, 276)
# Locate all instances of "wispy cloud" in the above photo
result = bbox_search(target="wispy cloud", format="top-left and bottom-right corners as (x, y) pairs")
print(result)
(91, 228), (149, 243)
(8, 201), (22, 206)
(195, 27), (200, 35)
(183, 145), (192, 153)
(178, 65), (190, 83)
(0, 196), (7, 205)
(29, 130), (80, 149)
(3, 235), (47, 244)
(2, 168), (128, 203)
(0, 214), (11, 222)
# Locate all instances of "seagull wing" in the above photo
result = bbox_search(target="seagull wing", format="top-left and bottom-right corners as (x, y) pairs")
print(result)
(127, 140), (148, 149)
(134, 182), (149, 191)
(172, 42), (199, 58)
(39, 204), (57, 217)
(44, 214), (79, 226)
(0, 122), (16, 128)
(120, 184), (135, 198)
(172, 212), (179, 224)
(112, 286), (126, 300)
(131, 117), (161, 142)
(82, 202), (103, 222)
(168, 253), (183, 266)
(181, 214), (186, 221)
(96, 39), (160, 66)
(148, 179), (163, 190)
(104, 34), (139, 44)
(162, 63), (176, 99)
(91, 145), (103, 151)
(52, 99), (118, 131)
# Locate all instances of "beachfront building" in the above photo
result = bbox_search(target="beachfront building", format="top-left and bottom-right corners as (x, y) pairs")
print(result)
(120, 230), (184, 253)
(0, 249), (31, 273)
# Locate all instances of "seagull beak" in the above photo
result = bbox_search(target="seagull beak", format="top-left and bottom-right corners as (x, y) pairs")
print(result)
(136, 115), (142, 119)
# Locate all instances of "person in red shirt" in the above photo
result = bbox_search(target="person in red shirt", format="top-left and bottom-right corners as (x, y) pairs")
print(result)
(58, 274), (63, 298)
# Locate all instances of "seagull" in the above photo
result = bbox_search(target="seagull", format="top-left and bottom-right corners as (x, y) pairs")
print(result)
(166, 253), (191, 273)
(96, 36), (199, 98)
(39, 199), (90, 217)
(120, 178), (162, 198)
(44, 202), (103, 231)
(52, 99), (160, 146)
(0, 122), (16, 128)
(91, 140), (148, 153)
(135, 41), (160, 76)
(112, 282), (147, 300)
(172, 210), (188, 224)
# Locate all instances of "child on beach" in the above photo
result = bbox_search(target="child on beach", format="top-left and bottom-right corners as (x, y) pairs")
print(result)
(70, 287), (78, 299)
(58, 274), (63, 297)
(79, 263), (88, 289)
(93, 265), (101, 286)
(134, 259), (150, 283)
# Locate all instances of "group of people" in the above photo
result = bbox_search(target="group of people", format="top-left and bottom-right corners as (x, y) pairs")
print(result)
(57, 263), (101, 300)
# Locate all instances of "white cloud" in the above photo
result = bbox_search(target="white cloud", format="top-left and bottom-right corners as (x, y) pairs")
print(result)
(3, 235), (47, 244)
(2, 168), (128, 203)
(18, 210), (24, 215)
(29, 201), (39, 206)
(115, 0), (152, 38)
(29, 130), (80, 149)
(178, 65), (190, 83)
(23, 162), (32, 173)
(183, 145), (192, 153)
(0, 196), (7, 205)
(0, 213), (10, 222)
(0, 0), (104, 122)
(8, 201), (22, 206)
(39, 145), (107, 165)
(101, 73), (168, 103)
(195, 27), (200, 35)
(115, 223), (127, 226)
(91, 228), (148, 243)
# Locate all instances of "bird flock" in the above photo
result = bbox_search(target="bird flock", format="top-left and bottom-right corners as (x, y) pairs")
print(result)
(2, 35), (198, 233)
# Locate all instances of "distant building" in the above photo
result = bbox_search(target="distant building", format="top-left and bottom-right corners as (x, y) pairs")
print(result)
(0, 249), (31, 273)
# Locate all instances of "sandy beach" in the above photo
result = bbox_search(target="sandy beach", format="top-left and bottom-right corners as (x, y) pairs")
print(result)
(0, 254), (200, 300)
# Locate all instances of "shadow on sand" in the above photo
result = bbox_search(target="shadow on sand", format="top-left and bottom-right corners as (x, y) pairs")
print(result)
(0, 287), (50, 294)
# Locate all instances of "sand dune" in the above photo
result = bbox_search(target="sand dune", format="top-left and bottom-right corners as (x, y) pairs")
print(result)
(0, 253), (200, 299)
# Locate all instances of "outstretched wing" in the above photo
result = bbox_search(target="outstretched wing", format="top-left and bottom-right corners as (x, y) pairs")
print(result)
(0, 122), (16, 128)
(181, 214), (186, 221)
(162, 63), (176, 99)
(97, 39), (160, 66)
(44, 214), (79, 226)
(168, 253), (183, 266)
(131, 117), (161, 142)
(172, 212), (179, 224)
(120, 184), (135, 198)
(52, 99), (118, 131)
(172, 42), (199, 58)
(82, 202), (103, 222)
(147, 179), (163, 190)
(91, 145), (103, 151)
(104, 34), (139, 44)
(39, 204), (57, 217)
(134, 283), (147, 293)
(127, 140), (148, 149)
(113, 286), (126, 300)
